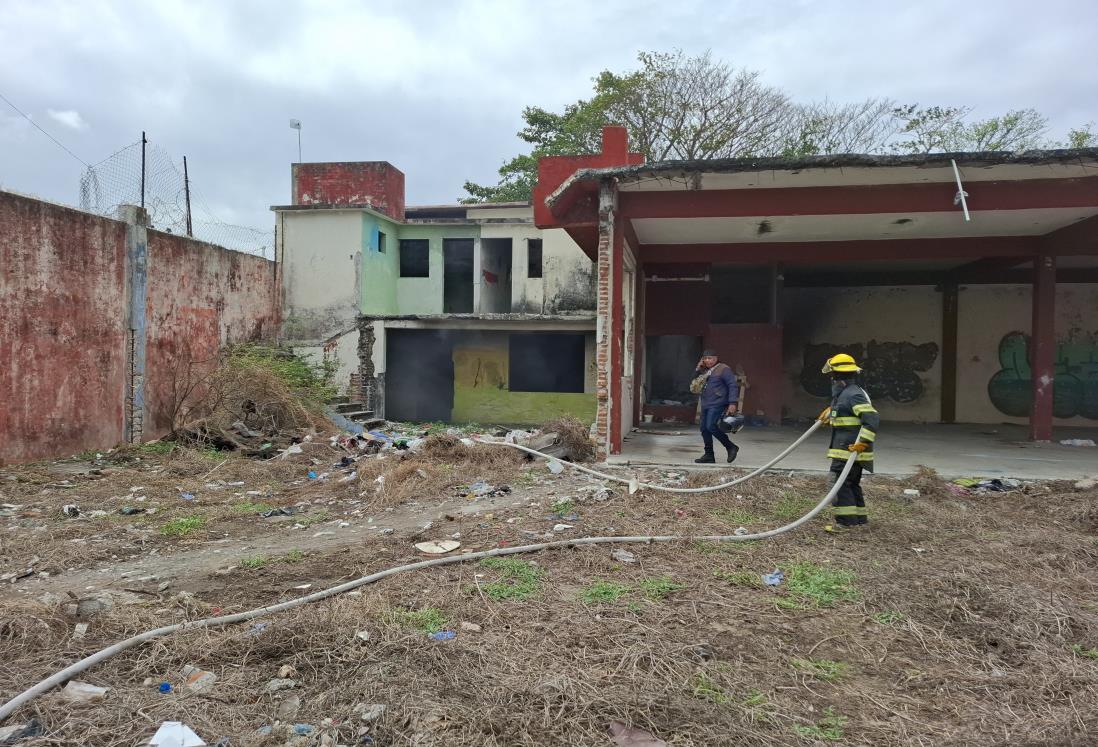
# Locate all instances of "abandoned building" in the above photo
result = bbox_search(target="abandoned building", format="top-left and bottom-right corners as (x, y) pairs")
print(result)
(531, 127), (1098, 458)
(273, 162), (598, 425)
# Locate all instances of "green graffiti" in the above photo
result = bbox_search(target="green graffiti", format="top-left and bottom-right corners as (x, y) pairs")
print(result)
(988, 332), (1098, 419)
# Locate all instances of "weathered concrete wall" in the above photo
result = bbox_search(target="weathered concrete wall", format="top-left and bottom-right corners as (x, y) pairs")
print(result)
(0, 191), (129, 464)
(541, 228), (597, 314)
(783, 287), (943, 422)
(957, 284), (1098, 425)
(279, 210), (363, 342)
(144, 231), (280, 436)
(393, 224), (479, 316)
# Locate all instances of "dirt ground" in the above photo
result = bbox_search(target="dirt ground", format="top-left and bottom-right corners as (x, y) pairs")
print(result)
(2, 439), (1097, 746)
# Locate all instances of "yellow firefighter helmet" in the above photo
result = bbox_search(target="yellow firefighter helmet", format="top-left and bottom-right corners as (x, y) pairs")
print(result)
(821, 353), (862, 374)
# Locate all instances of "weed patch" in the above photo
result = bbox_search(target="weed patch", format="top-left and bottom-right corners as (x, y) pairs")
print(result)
(640, 576), (686, 600)
(159, 515), (206, 537)
(786, 562), (859, 607)
(792, 707), (847, 741)
(873, 610), (905, 625)
(791, 657), (850, 682)
(691, 672), (730, 704)
(283, 549), (305, 563)
(772, 491), (816, 521)
(1071, 644), (1098, 660)
(234, 501), (274, 514)
(479, 557), (544, 601)
(550, 498), (576, 516)
(712, 507), (760, 526)
(388, 607), (448, 634)
(582, 581), (630, 604)
(240, 556), (267, 569)
(713, 569), (762, 589)
(137, 441), (175, 455)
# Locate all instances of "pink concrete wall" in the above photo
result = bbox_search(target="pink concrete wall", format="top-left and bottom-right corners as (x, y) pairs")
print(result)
(0, 191), (129, 464)
(145, 231), (280, 436)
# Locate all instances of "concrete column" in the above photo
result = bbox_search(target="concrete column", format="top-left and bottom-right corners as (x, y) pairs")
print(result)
(594, 183), (616, 460)
(119, 205), (149, 443)
(1030, 255), (1056, 441)
(472, 237), (482, 313)
(940, 280), (959, 424)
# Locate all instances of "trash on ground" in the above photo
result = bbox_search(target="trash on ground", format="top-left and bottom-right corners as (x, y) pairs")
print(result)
(611, 548), (637, 564)
(356, 703), (386, 722)
(414, 539), (461, 554)
(547, 460), (564, 475)
(248, 622), (269, 636)
(460, 621), (482, 633)
(276, 693), (302, 720)
(355, 629), (371, 643)
(61, 680), (109, 703)
(179, 492), (195, 501)
(733, 527), (749, 536)
(119, 506), (146, 515)
(552, 523), (573, 532)
(762, 570), (784, 586)
(182, 665), (217, 692)
(279, 444), (304, 459)
(608, 721), (669, 747)
(260, 507), (296, 517)
(428, 631), (456, 641)
(903, 489), (920, 497)
(148, 721), (207, 747)
(1060, 438), (1096, 447)
(277, 664), (297, 679)
(952, 477), (1021, 493)
(158, 682), (172, 693)
(62, 504), (80, 518)
(293, 724), (315, 736)
(0, 719), (43, 745)
(264, 678), (297, 693)
(1075, 477), (1097, 490)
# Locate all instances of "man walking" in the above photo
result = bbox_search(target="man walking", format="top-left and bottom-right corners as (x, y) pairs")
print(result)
(818, 353), (879, 528)
(691, 349), (740, 464)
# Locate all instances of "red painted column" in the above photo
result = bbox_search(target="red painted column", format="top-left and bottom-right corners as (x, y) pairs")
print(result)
(609, 212), (624, 454)
(1030, 255), (1056, 441)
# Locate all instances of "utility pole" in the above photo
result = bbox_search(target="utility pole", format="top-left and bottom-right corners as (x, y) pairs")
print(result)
(290, 119), (302, 162)
(140, 131), (147, 209)
(183, 155), (193, 237)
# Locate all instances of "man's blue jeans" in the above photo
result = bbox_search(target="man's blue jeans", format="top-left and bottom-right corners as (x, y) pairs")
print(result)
(700, 406), (735, 454)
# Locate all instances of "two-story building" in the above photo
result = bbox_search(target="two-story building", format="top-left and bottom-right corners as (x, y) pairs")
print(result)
(273, 161), (597, 425)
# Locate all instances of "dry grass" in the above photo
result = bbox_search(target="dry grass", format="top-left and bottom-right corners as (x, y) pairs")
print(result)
(541, 416), (595, 462)
(3, 460), (1098, 745)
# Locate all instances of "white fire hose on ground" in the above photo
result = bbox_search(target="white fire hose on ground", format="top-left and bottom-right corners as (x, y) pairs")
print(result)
(0, 422), (853, 723)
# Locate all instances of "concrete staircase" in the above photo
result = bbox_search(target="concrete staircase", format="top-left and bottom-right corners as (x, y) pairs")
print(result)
(327, 396), (385, 430)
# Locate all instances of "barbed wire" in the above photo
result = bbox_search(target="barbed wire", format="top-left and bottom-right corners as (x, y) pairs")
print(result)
(79, 139), (273, 259)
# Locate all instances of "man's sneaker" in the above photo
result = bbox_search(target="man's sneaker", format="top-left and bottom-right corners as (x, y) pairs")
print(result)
(726, 445), (739, 463)
(694, 453), (716, 464)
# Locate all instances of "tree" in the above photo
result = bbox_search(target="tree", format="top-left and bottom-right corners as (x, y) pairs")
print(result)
(780, 98), (899, 157)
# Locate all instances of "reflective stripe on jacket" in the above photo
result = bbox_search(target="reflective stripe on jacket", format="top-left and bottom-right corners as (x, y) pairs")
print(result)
(827, 383), (880, 472)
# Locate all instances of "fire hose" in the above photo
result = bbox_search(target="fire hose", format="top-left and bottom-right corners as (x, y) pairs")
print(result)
(0, 422), (852, 723)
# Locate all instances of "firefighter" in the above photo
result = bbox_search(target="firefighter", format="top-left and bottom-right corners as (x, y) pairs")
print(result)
(816, 353), (879, 529)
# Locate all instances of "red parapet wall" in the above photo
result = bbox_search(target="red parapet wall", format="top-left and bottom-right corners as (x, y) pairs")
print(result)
(292, 162), (405, 221)
(0, 191), (129, 464)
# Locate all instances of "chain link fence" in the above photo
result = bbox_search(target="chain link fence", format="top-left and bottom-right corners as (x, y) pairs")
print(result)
(79, 138), (273, 259)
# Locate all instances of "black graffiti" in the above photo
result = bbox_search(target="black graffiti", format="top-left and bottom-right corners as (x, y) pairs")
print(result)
(801, 341), (939, 403)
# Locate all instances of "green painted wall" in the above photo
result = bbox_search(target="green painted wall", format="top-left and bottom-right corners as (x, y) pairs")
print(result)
(395, 224), (479, 316)
(359, 212), (402, 316)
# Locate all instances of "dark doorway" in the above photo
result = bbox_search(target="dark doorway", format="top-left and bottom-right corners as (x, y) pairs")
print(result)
(385, 330), (454, 422)
(646, 335), (701, 405)
(509, 333), (585, 392)
(443, 239), (474, 313)
(480, 238), (513, 313)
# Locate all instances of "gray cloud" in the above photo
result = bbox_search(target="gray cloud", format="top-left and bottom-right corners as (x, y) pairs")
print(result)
(1, 0), (1095, 232)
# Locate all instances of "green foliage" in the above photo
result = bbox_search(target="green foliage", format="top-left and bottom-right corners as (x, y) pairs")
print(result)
(691, 672), (730, 704)
(712, 507), (759, 526)
(713, 569), (763, 589)
(240, 555), (267, 569)
(283, 549), (305, 563)
(388, 607), (448, 634)
(786, 562), (859, 608)
(791, 657), (850, 682)
(234, 501), (274, 514)
(296, 510), (330, 528)
(479, 557), (544, 601)
(873, 610), (906, 625)
(792, 708), (847, 741)
(1071, 644), (1098, 660)
(551, 499), (576, 516)
(772, 492), (816, 521)
(159, 515), (206, 537)
(137, 441), (175, 455)
(640, 576), (686, 600)
(227, 344), (336, 403)
(582, 581), (630, 604)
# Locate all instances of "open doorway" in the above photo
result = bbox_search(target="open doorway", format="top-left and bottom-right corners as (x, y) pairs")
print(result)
(386, 330), (454, 421)
(480, 238), (513, 313)
(443, 238), (474, 313)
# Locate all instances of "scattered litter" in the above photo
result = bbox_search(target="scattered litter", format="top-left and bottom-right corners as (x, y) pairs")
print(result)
(952, 477), (1021, 493)
(611, 548), (636, 564)
(428, 631), (456, 641)
(733, 527), (749, 536)
(294, 584), (313, 590)
(912, 547), (927, 554)
(62, 504), (81, 518)
(413, 540), (461, 555)
(1075, 477), (1097, 490)
(279, 444), (304, 459)
(307, 471), (318, 480)
(460, 621), (482, 633)
(0, 720), (43, 745)
(61, 680), (109, 703)
(292, 724), (315, 736)
(260, 507), (296, 517)
(356, 703), (386, 723)
(264, 678), (297, 693)
(119, 506), (146, 515)
(278, 664), (297, 679)
(355, 630), (371, 643)
(338, 471), (358, 483)
(148, 721), (206, 747)
(276, 693), (302, 720)
(547, 460), (564, 475)
(179, 492), (195, 501)
(608, 721), (669, 747)
(247, 622), (269, 637)
(903, 489), (921, 497)
(552, 524), (573, 532)
(72, 622), (89, 641)
(182, 665), (217, 692)
(762, 570), (784, 586)
(628, 478), (640, 495)
(158, 682), (172, 693)
(1060, 438), (1096, 447)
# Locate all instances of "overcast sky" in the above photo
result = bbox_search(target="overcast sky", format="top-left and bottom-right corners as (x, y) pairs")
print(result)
(2, 0), (1096, 233)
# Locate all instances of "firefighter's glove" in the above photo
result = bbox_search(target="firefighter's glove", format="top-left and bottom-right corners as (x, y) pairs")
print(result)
(847, 442), (868, 453)
(817, 407), (831, 423)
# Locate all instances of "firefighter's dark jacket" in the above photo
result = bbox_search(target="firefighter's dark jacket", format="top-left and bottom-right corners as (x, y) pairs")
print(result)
(827, 382), (879, 472)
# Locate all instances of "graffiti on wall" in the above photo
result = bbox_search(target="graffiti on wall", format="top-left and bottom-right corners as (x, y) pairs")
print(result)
(801, 341), (939, 403)
(988, 332), (1098, 419)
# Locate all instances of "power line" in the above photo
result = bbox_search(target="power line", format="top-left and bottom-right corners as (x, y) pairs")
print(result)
(0, 90), (89, 167)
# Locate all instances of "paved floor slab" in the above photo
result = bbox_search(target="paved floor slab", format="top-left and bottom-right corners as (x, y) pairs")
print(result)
(609, 422), (1098, 480)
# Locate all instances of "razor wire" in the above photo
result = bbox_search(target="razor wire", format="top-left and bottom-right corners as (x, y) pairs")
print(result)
(79, 139), (273, 259)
